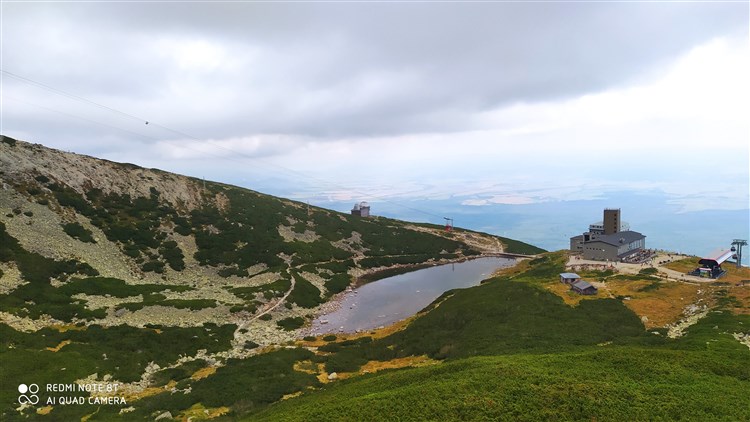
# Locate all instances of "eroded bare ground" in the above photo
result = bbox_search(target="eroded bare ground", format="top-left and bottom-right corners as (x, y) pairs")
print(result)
(404, 225), (506, 254)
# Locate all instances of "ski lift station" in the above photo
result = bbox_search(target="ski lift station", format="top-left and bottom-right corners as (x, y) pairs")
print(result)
(688, 240), (747, 279)
(690, 249), (733, 279)
(351, 201), (370, 217)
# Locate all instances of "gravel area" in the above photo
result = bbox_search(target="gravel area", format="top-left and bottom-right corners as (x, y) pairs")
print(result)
(0, 263), (25, 295)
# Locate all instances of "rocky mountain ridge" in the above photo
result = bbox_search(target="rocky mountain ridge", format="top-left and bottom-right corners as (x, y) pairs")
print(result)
(0, 135), (541, 344)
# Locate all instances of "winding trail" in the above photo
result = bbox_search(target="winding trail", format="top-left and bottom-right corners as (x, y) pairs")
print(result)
(232, 271), (296, 343)
(254, 274), (297, 321)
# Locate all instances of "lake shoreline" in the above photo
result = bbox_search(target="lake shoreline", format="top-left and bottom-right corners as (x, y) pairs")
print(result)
(298, 254), (520, 337)
(354, 252), (532, 287)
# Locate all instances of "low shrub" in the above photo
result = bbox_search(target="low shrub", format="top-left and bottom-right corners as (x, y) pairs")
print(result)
(277, 317), (305, 331)
(62, 222), (96, 243)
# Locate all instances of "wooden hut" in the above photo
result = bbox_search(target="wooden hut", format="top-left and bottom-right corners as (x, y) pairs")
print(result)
(571, 280), (597, 295)
(559, 272), (581, 284)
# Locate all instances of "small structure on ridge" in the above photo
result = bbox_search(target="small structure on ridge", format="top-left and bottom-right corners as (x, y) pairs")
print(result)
(351, 201), (370, 217)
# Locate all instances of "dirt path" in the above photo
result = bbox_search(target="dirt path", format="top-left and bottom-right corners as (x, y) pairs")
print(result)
(254, 275), (297, 321)
(232, 272), (297, 342)
(566, 254), (711, 283)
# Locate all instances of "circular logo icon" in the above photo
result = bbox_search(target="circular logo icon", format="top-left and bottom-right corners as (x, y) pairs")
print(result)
(18, 383), (39, 405)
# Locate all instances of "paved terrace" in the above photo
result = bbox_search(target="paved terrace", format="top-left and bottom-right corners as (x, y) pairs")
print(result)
(567, 252), (712, 283)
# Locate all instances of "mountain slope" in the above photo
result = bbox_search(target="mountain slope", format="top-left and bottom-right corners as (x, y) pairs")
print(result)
(0, 135), (544, 420)
(251, 344), (750, 421)
(0, 135), (539, 332)
(2, 136), (747, 421)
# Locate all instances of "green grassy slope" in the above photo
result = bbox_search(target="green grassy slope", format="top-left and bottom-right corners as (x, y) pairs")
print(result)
(247, 254), (750, 421)
(252, 344), (750, 421)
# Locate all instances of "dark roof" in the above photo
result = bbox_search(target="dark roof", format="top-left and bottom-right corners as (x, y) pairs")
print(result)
(587, 231), (645, 247)
(572, 280), (596, 291)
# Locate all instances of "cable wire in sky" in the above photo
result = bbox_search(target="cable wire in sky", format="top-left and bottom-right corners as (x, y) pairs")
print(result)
(1, 68), (449, 222)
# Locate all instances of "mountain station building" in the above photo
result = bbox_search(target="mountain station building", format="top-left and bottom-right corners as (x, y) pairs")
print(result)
(570, 208), (647, 262)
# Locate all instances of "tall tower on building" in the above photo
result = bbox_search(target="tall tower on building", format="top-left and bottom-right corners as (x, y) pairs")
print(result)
(603, 208), (620, 235)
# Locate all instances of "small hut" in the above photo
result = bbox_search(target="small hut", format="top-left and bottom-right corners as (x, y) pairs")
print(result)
(571, 280), (598, 295)
(559, 272), (581, 285)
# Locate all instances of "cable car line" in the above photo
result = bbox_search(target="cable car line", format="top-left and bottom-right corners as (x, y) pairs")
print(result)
(2, 69), (450, 224)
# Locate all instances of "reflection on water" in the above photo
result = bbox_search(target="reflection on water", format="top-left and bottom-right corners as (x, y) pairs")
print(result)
(310, 257), (515, 334)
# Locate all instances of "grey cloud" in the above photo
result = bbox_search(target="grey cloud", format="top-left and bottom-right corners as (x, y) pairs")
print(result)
(2, 2), (747, 140)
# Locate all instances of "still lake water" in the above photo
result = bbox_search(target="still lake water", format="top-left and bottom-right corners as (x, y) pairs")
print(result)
(310, 257), (515, 334)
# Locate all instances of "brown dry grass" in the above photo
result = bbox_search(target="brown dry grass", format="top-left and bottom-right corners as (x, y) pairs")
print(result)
(178, 403), (230, 421)
(120, 380), (176, 402)
(308, 352), (438, 385)
(544, 275), (703, 329)
(49, 324), (86, 333)
(281, 391), (303, 401)
(604, 279), (701, 328)
(323, 355), (439, 382)
(316, 364), (330, 384)
(292, 360), (318, 375)
(45, 339), (71, 352)
(720, 284), (750, 315)
(545, 283), (601, 306)
(36, 406), (53, 415)
(358, 355), (438, 374)
(190, 366), (217, 381)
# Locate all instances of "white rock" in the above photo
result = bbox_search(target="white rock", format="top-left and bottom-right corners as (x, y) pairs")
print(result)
(155, 411), (173, 420)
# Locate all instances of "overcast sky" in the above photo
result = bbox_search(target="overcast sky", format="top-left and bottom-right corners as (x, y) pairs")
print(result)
(1, 2), (748, 224)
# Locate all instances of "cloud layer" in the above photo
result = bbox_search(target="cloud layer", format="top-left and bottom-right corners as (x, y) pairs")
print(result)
(2, 3), (748, 217)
